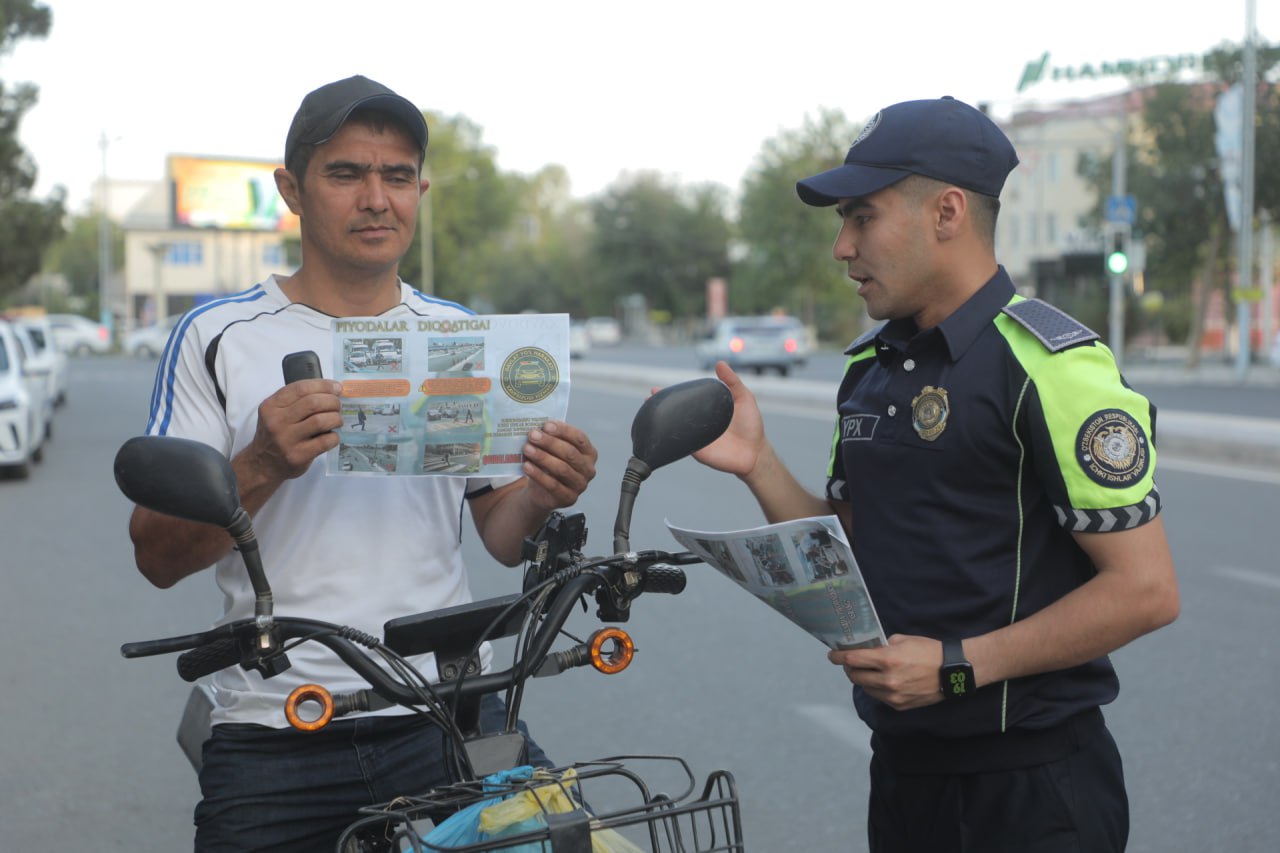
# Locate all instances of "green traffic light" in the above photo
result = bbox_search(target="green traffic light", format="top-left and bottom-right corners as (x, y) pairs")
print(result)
(1107, 251), (1129, 275)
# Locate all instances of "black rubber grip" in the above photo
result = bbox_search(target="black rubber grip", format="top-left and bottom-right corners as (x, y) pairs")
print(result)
(176, 638), (241, 682)
(641, 566), (687, 595)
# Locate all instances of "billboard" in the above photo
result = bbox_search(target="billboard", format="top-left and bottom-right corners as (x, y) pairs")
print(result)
(169, 155), (300, 232)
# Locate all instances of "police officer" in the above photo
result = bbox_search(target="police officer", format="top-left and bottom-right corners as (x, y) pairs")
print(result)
(690, 97), (1179, 852)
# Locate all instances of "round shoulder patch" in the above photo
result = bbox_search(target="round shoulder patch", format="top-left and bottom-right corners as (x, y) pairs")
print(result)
(1076, 409), (1150, 488)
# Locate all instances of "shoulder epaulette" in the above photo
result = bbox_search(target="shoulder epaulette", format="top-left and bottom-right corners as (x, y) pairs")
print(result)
(844, 323), (885, 356)
(1001, 298), (1100, 353)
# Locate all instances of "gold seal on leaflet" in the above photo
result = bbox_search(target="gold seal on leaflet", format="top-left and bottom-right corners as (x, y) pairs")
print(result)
(500, 347), (558, 404)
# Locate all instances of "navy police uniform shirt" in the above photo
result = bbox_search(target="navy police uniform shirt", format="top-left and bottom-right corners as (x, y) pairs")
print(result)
(827, 267), (1161, 739)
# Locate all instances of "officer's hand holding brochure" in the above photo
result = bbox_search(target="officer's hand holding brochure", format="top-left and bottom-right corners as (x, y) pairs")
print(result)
(327, 313), (569, 477)
(666, 516), (887, 650)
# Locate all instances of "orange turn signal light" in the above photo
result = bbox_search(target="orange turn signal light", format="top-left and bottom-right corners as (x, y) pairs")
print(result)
(588, 627), (635, 675)
(284, 683), (335, 731)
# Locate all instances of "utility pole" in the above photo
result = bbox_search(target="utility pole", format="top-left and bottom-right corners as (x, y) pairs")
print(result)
(1234, 0), (1258, 378)
(1109, 115), (1128, 372)
(98, 132), (113, 341)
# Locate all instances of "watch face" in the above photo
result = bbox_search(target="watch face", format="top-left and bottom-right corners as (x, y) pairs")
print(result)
(944, 667), (971, 698)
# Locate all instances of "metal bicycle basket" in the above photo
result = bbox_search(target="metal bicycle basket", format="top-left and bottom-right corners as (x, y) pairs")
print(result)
(339, 755), (744, 852)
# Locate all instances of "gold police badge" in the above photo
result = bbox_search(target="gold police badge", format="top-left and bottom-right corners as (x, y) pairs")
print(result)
(911, 386), (949, 441)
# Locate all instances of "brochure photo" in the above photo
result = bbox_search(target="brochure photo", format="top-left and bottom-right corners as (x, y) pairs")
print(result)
(328, 313), (570, 477)
(666, 515), (886, 650)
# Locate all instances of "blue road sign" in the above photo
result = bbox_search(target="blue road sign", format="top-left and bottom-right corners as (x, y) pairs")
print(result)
(1106, 194), (1137, 226)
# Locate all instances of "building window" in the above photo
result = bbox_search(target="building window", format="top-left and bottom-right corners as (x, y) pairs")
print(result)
(166, 242), (204, 266)
(1046, 152), (1059, 183)
(263, 243), (284, 266)
(1028, 213), (1039, 248)
(1045, 212), (1057, 245)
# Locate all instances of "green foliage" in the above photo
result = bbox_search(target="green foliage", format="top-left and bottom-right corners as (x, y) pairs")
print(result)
(0, 1), (63, 302)
(1077, 57), (1280, 344)
(401, 111), (521, 304)
(586, 172), (731, 320)
(734, 108), (866, 343)
(42, 212), (124, 301)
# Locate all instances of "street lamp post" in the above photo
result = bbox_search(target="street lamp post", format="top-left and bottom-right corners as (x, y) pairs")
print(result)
(418, 178), (434, 295)
(146, 242), (170, 325)
(98, 132), (113, 340)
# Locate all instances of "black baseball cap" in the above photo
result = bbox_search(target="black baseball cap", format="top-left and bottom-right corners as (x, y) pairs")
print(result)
(796, 96), (1018, 206)
(284, 75), (428, 172)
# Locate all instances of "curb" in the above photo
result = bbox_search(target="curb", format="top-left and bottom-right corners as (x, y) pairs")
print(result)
(570, 360), (1280, 470)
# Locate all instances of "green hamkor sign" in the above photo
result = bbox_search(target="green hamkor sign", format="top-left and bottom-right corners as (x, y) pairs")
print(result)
(1017, 51), (1205, 92)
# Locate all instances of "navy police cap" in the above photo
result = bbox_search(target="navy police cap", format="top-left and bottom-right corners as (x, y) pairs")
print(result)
(796, 96), (1018, 206)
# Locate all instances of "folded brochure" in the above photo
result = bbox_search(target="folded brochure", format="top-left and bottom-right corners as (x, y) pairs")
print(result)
(666, 515), (886, 650)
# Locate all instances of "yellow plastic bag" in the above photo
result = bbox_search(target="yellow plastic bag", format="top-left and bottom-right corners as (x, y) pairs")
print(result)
(476, 768), (646, 853)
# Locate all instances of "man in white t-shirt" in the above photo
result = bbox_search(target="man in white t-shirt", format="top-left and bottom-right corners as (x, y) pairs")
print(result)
(128, 75), (599, 852)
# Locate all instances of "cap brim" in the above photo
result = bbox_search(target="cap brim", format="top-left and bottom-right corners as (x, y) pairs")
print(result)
(324, 93), (428, 152)
(796, 163), (911, 207)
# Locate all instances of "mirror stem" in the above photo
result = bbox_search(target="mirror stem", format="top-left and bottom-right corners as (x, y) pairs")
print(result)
(227, 507), (274, 619)
(612, 457), (652, 554)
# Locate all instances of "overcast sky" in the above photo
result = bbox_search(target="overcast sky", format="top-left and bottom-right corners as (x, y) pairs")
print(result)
(5, 0), (1277, 214)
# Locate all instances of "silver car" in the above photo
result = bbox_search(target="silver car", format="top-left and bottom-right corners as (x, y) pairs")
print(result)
(696, 315), (809, 376)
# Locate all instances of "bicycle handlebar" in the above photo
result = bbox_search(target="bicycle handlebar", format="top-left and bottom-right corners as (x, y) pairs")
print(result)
(122, 552), (698, 713)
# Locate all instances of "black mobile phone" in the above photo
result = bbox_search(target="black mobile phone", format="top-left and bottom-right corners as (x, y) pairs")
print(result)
(282, 350), (323, 384)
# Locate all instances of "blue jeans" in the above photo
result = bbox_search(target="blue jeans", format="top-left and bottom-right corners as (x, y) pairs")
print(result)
(194, 695), (549, 852)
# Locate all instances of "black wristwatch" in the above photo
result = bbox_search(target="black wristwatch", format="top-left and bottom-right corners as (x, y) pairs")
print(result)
(940, 638), (974, 699)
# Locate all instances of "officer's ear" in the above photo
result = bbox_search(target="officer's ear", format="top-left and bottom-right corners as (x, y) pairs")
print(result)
(934, 186), (968, 243)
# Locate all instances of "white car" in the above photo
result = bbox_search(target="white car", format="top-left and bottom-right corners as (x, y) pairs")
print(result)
(11, 314), (68, 407)
(569, 322), (591, 359)
(47, 313), (111, 356)
(7, 321), (57, 440)
(124, 315), (182, 358)
(584, 316), (622, 346)
(345, 344), (372, 370)
(0, 318), (49, 478)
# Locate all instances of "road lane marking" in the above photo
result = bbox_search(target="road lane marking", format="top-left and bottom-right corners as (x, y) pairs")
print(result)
(1212, 565), (1280, 592)
(1157, 456), (1280, 485)
(794, 703), (873, 757)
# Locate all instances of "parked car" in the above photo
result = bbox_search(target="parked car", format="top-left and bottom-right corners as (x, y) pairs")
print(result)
(124, 314), (182, 358)
(569, 321), (591, 359)
(584, 316), (622, 346)
(7, 320), (57, 440)
(8, 313), (67, 407)
(345, 343), (372, 370)
(47, 313), (111, 355)
(696, 315), (810, 376)
(0, 318), (49, 478)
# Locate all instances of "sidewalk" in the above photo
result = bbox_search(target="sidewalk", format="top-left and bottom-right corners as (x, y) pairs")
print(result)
(1121, 353), (1280, 468)
(572, 355), (1280, 470)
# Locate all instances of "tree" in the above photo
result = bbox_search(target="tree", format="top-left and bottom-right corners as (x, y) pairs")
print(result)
(1076, 46), (1279, 360)
(43, 212), (124, 312)
(476, 164), (597, 316)
(735, 108), (864, 343)
(587, 172), (731, 324)
(401, 111), (521, 305)
(0, 0), (65, 303)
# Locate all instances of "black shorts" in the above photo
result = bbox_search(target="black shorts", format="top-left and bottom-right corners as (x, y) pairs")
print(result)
(867, 710), (1128, 853)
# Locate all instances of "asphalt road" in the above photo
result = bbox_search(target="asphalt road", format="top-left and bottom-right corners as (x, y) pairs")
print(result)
(586, 342), (1280, 420)
(2, 354), (1277, 851)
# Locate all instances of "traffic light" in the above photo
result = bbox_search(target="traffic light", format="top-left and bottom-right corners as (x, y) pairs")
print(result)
(1106, 231), (1129, 276)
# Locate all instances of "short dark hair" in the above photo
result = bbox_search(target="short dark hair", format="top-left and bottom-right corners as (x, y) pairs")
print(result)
(287, 108), (426, 189)
(897, 174), (1000, 246)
